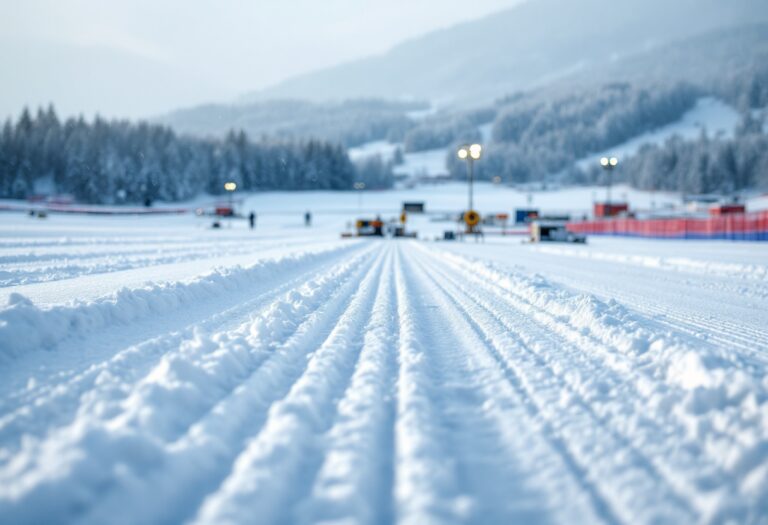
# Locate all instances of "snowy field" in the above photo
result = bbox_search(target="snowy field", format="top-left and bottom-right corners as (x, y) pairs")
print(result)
(1, 186), (768, 524)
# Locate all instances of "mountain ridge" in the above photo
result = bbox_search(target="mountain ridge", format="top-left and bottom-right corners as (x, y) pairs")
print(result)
(240, 0), (768, 105)
(157, 21), (768, 145)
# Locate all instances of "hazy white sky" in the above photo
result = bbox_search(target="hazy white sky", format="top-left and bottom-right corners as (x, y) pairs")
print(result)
(0, 0), (521, 120)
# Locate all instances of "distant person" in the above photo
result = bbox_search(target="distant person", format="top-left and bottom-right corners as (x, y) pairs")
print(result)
(249, 211), (256, 229)
(304, 211), (312, 227)
(373, 215), (383, 236)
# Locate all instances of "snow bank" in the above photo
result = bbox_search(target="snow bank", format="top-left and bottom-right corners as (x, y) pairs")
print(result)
(0, 243), (363, 363)
(0, 243), (378, 524)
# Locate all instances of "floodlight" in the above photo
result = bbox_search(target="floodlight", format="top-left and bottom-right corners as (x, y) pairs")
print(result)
(469, 144), (482, 160)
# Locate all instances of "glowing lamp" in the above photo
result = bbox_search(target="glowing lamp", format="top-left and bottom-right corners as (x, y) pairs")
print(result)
(469, 144), (482, 160)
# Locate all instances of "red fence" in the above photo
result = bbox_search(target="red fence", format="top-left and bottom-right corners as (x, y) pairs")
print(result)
(567, 211), (768, 241)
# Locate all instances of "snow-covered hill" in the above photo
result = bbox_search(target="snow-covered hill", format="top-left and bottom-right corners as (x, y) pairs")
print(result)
(350, 97), (744, 181)
(246, 0), (768, 105)
(576, 97), (741, 169)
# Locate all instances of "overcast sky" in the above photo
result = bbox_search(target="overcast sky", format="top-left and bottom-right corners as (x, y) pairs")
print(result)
(0, 0), (521, 120)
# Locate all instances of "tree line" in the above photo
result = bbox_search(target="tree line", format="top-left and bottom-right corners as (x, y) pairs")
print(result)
(594, 121), (768, 195)
(402, 107), (495, 153)
(158, 98), (423, 148)
(0, 107), (365, 204)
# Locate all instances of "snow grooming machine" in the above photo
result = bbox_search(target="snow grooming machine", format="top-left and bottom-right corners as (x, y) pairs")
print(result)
(353, 218), (384, 237)
(340, 216), (417, 239)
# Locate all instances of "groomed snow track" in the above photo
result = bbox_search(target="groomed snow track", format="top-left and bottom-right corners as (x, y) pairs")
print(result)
(1, 241), (767, 525)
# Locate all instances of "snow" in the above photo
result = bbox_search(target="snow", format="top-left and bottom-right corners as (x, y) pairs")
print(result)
(1, 185), (767, 524)
(392, 148), (449, 179)
(749, 193), (768, 212)
(577, 97), (741, 169)
(478, 122), (493, 143)
(406, 104), (440, 122)
(348, 141), (399, 163)
(349, 137), (450, 180)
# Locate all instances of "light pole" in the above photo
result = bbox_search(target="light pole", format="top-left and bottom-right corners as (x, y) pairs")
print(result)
(600, 156), (618, 204)
(457, 144), (483, 238)
(224, 181), (237, 228)
(458, 144), (482, 211)
(353, 181), (366, 211)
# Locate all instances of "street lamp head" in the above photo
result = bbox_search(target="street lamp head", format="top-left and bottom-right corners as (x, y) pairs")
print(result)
(224, 182), (237, 192)
(600, 157), (609, 167)
(353, 182), (365, 190)
(610, 157), (619, 167)
(457, 147), (469, 160)
(469, 143), (482, 160)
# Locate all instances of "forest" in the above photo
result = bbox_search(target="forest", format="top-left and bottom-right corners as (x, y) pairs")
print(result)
(604, 124), (768, 195)
(443, 82), (703, 183)
(438, 63), (768, 194)
(0, 107), (375, 204)
(156, 98), (423, 148)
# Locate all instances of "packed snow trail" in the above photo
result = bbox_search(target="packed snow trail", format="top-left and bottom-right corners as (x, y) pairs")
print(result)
(438, 239), (768, 369)
(1, 241), (767, 524)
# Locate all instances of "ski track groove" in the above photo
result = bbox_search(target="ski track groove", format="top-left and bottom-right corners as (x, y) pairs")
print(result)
(1, 239), (766, 525)
(0, 243), (379, 523)
(294, 245), (399, 525)
(390, 245), (469, 525)
(401, 246), (622, 524)
(0, 241), (259, 266)
(393, 244), (610, 525)
(0, 235), (304, 250)
(0, 237), (287, 264)
(420, 247), (759, 517)
(191, 243), (391, 525)
(528, 245), (768, 283)
(0, 244), (374, 422)
(518, 251), (768, 362)
(75, 242), (389, 525)
(437, 246), (768, 390)
(0, 238), (334, 287)
(410, 245), (702, 523)
(538, 266), (768, 360)
(620, 299), (768, 366)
